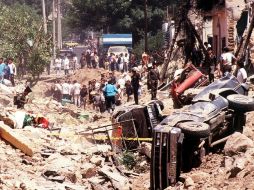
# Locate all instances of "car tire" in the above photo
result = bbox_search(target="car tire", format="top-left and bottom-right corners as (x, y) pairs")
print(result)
(177, 121), (210, 138)
(148, 100), (164, 110)
(226, 94), (254, 112)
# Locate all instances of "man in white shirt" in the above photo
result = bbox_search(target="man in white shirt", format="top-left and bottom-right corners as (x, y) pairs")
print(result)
(8, 58), (16, 86)
(62, 81), (70, 100)
(55, 57), (62, 75)
(220, 47), (236, 75)
(63, 55), (70, 75)
(236, 61), (247, 83)
(123, 53), (129, 72)
(73, 80), (81, 107)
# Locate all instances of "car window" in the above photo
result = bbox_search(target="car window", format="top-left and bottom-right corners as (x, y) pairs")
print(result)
(108, 47), (128, 53)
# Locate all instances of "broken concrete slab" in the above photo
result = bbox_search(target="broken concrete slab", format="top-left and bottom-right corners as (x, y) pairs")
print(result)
(224, 132), (254, 156)
(0, 122), (34, 156)
(81, 163), (97, 178)
(99, 166), (130, 190)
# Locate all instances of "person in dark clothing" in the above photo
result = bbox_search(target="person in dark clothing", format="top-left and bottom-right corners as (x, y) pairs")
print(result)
(125, 80), (133, 102)
(147, 63), (160, 100)
(80, 53), (86, 68)
(131, 67), (140, 105)
(108, 71), (116, 85)
(201, 47), (217, 83)
(86, 51), (91, 68)
(80, 85), (88, 109)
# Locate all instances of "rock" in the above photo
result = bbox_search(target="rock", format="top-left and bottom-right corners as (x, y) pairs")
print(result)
(139, 142), (151, 158)
(190, 171), (210, 183)
(89, 177), (107, 190)
(224, 132), (254, 156)
(224, 156), (234, 171)
(185, 177), (195, 187)
(99, 166), (130, 190)
(81, 163), (97, 178)
(90, 155), (103, 166)
(229, 157), (247, 178)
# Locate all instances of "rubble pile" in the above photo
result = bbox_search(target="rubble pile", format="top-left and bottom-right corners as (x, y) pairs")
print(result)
(0, 73), (153, 190)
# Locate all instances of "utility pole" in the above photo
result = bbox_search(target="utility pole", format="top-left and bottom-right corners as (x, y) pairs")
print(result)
(144, 0), (148, 52)
(57, 0), (62, 49)
(42, 0), (47, 34)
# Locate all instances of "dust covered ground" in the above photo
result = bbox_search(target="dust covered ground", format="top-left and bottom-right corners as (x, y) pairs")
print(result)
(1, 68), (254, 190)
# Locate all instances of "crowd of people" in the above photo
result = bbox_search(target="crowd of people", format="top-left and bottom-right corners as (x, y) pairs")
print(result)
(190, 42), (247, 84)
(52, 66), (154, 114)
(0, 57), (17, 86)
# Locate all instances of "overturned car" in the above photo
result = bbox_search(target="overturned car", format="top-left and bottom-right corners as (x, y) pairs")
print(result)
(112, 100), (164, 150)
(151, 74), (253, 190)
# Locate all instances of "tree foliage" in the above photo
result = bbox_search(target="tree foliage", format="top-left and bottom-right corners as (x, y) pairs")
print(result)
(67, 0), (172, 43)
(0, 3), (51, 77)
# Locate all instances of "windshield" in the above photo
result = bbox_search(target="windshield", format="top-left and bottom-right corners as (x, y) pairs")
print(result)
(108, 46), (128, 53)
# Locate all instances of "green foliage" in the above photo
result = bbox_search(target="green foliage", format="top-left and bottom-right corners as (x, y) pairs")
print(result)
(133, 30), (164, 57)
(119, 151), (136, 170)
(0, 3), (51, 77)
(67, 0), (171, 44)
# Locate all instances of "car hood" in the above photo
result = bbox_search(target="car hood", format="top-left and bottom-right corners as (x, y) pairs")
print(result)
(159, 96), (228, 127)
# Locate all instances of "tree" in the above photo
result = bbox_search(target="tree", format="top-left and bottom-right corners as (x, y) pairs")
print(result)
(0, 3), (51, 78)
(66, 0), (171, 44)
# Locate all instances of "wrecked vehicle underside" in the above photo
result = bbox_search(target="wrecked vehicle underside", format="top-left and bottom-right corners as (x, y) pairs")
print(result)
(151, 74), (254, 190)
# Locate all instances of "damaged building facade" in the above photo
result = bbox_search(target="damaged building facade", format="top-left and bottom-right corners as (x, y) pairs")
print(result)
(200, 0), (254, 59)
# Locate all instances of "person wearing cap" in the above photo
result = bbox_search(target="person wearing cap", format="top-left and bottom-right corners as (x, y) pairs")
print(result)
(131, 67), (141, 104)
(147, 62), (160, 100)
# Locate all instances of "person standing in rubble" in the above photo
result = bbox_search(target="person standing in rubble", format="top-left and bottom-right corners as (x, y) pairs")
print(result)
(220, 47), (236, 76)
(147, 62), (160, 100)
(63, 55), (70, 75)
(62, 80), (70, 100)
(8, 58), (16, 86)
(80, 84), (88, 109)
(73, 80), (81, 107)
(131, 67), (140, 104)
(103, 79), (118, 113)
(236, 61), (247, 83)
(3, 59), (10, 80)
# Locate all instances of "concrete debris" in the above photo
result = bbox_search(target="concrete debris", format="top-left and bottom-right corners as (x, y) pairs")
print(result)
(224, 132), (254, 156)
(184, 177), (195, 187)
(139, 142), (151, 158)
(99, 166), (131, 190)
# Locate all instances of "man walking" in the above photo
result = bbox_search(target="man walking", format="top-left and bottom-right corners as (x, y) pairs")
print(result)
(147, 63), (159, 100)
(131, 67), (140, 104)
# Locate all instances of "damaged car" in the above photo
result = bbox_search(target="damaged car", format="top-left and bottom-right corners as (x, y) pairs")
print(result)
(112, 100), (164, 149)
(151, 74), (254, 190)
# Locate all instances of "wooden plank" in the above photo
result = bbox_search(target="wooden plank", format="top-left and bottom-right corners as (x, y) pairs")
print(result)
(0, 122), (33, 156)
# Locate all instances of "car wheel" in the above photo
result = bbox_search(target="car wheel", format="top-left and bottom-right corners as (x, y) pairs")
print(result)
(177, 121), (210, 138)
(226, 94), (254, 112)
(148, 100), (164, 110)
